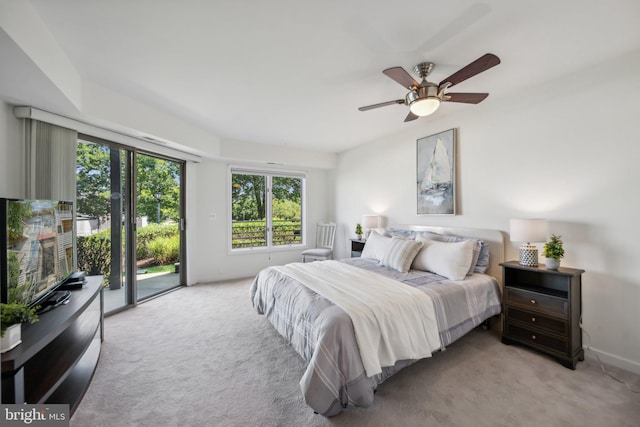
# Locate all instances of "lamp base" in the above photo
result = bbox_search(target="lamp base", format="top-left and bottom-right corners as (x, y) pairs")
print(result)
(519, 245), (539, 267)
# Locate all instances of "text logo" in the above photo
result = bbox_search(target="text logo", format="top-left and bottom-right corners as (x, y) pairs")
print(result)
(2, 405), (69, 426)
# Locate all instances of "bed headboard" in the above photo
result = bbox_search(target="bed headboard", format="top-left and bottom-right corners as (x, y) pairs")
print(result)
(394, 225), (505, 284)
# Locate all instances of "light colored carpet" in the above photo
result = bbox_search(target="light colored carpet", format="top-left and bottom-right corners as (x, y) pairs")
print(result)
(71, 278), (640, 427)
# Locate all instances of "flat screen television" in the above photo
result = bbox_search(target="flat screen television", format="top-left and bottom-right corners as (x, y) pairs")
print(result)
(0, 198), (75, 309)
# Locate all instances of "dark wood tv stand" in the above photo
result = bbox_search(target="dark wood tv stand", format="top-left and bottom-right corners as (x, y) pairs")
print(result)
(1, 275), (103, 414)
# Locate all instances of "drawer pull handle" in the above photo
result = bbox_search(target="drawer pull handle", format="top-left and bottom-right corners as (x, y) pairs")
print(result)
(530, 299), (536, 305)
(531, 335), (537, 340)
(531, 317), (536, 322)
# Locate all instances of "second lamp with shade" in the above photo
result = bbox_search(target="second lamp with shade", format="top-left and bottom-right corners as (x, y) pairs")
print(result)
(362, 215), (380, 238)
(510, 219), (548, 266)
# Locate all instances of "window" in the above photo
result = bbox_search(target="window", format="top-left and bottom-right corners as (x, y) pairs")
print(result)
(230, 168), (304, 250)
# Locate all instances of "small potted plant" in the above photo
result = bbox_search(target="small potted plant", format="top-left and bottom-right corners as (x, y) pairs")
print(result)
(354, 223), (363, 240)
(542, 234), (565, 270)
(1, 302), (39, 353)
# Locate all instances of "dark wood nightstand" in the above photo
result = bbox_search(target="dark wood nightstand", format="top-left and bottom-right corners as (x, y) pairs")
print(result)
(350, 239), (366, 257)
(500, 261), (584, 369)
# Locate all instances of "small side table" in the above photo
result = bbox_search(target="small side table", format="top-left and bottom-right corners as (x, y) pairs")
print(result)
(500, 261), (584, 369)
(350, 239), (366, 257)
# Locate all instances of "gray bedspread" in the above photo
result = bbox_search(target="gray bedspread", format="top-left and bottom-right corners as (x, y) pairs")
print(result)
(250, 257), (502, 416)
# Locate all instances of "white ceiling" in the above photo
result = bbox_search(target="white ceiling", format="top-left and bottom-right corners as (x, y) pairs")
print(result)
(4, 0), (640, 153)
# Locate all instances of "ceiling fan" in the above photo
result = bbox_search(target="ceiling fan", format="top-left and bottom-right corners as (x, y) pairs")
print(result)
(358, 53), (500, 122)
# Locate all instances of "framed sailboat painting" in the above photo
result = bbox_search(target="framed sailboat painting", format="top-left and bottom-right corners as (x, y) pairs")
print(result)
(417, 128), (456, 215)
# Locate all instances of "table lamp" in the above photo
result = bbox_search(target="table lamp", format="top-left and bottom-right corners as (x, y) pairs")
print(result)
(362, 215), (380, 239)
(510, 218), (548, 266)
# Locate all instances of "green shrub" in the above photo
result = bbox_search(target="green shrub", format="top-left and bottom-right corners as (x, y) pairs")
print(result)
(148, 235), (180, 265)
(77, 224), (179, 283)
(6, 252), (31, 304)
(231, 220), (300, 248)
(77, 231), (112, 282)
(136, 224), (178, 259)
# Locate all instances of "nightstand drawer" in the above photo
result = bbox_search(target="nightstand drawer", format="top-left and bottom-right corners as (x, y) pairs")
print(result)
(506, 324), (567, 354)
(505, 287), (567, 318)
(506, 306), (567, 335)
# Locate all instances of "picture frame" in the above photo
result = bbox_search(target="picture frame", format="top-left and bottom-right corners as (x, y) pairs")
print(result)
(416, 128), (456, 215)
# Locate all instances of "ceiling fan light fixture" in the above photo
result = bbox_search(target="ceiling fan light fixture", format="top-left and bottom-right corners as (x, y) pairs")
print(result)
(406, 84), (441, 116)
(409, 97), (441, 116)
(359, 54), (500, 121)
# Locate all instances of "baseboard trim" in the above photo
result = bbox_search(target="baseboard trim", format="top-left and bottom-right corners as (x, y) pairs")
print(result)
(584, 346), (640, 375)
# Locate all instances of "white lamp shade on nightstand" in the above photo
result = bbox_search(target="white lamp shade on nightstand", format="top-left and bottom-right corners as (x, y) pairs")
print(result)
(362, 215), (380, 238)
(510, 218), (548, 266)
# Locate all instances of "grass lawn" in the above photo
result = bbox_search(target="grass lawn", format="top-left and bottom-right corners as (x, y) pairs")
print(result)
(143, 264), (175, 274)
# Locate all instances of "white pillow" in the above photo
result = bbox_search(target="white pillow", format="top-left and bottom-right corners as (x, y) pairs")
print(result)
(360, 232), (392, 261)
(467, 241), (481, 276)
(380, 237), (423, 273)
(417, 231), (480, 276)
(412, 235), (475, 281)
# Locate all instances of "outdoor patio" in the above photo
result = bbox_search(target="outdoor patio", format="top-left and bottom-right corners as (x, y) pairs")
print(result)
(100, 270), (181, 313)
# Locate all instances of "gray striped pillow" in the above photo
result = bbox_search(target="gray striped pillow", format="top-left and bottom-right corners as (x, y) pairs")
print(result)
(381, 237), (423, 273)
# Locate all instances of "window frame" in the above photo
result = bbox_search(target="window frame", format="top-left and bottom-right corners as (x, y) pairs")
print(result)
(228, 166), (306, 253)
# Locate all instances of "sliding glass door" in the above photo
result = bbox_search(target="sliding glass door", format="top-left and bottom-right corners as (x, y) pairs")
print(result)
(134, 153), (183, 301)
(75, 138), (131, 312)
(75, 136), (185, 313)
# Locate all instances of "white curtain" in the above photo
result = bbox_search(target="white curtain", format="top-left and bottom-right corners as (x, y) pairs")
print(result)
(25, 120), (78, 201)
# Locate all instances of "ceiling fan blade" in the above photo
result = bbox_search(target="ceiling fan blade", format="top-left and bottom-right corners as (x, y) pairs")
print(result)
(358, 99), (405, 111)
(404, 111), (419, 122)
(445, 93), (489, 104)
(383, 67), (420, 89)
(438, 53), (500, 89)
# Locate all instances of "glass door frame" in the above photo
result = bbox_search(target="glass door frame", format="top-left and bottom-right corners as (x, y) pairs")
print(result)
(77, 134), (186, 314)
(133, 151), (186, 302)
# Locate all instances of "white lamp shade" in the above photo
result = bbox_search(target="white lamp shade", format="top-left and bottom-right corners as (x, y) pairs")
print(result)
(409, 98), (440, 116)
(510, 219), (548, 243)
(362, 215), (380, 229)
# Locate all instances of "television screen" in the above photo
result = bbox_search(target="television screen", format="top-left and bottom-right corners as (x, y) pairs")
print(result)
(1, 198), (74, 308)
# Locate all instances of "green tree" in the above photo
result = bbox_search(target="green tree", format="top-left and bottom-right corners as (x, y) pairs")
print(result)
(272, 176), (301, 221)
(232, 174), (265, 220)
(272, 177), (301, 203)
(6, 252), (31, 304)
(76, 143), (111, 219)
(7, 252), (19, 287)
(136, 155), (181, 223)
(272, 199), (300, 220)
(231, 175), (301, 221)
(76, 145), (181, 224)
(7, 201), (32, 241)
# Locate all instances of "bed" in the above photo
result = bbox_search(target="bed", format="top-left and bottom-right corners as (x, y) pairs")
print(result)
(250, 225), (504, 416)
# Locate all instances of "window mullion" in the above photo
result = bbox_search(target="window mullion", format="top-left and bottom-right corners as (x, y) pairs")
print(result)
(266, 175), (273, 248)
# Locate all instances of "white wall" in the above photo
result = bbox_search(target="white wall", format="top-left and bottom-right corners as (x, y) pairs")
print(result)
(333, 50), (640, 373)
(0, 101), (24, 198)
(186, 159), (333, 284)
